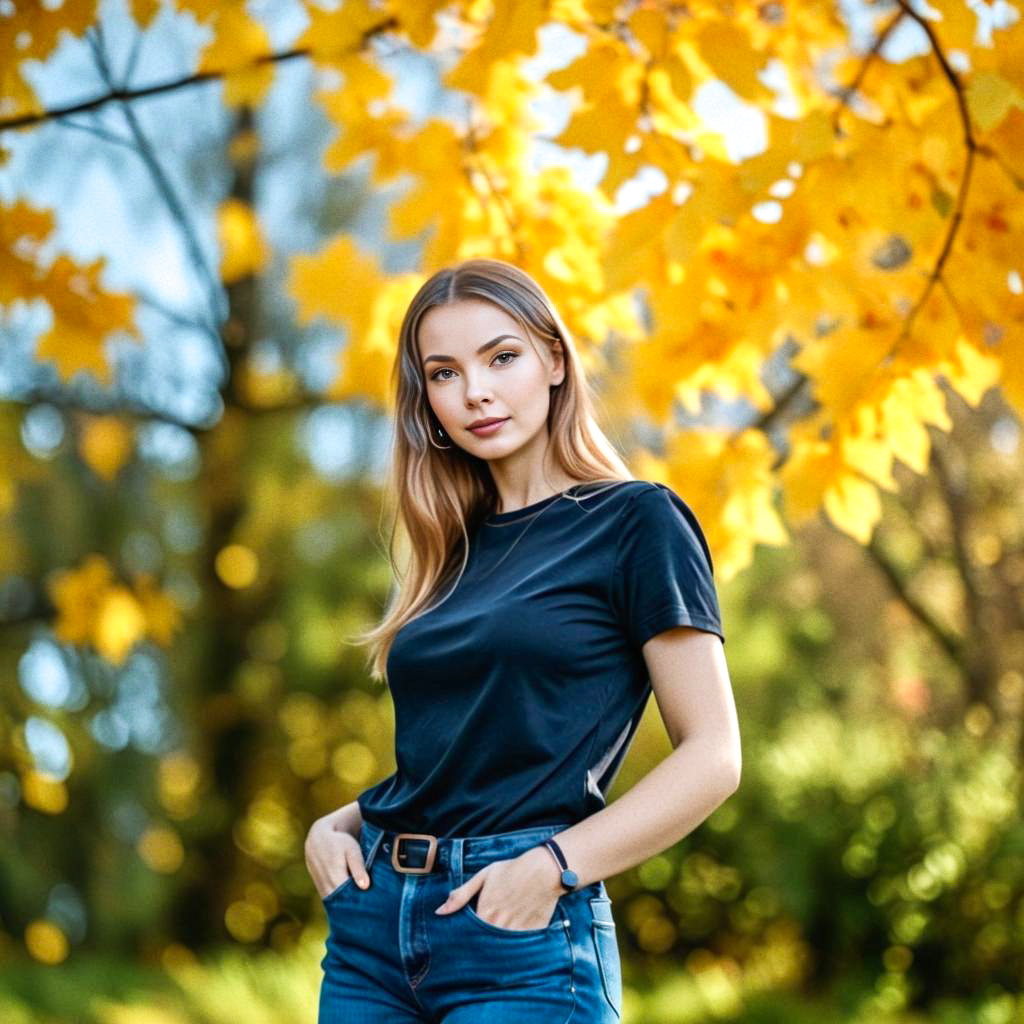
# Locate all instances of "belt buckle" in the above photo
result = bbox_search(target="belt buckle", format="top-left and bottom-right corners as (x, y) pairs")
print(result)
(392, 832), (438, 874)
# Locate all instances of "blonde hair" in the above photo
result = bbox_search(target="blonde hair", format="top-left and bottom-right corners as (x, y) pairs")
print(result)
(350, 258), (634, 684)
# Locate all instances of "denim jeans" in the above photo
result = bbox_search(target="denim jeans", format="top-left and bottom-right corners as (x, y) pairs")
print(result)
(317, 819), (623, 1022)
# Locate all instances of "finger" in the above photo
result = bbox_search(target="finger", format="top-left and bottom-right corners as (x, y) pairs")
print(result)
(434, 868), (484, 914)
(434, 886), (462, 914)
(347, 848), (371, 889)
(313, 836), (369, 896)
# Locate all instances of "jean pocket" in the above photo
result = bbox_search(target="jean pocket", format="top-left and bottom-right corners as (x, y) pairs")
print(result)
(589, 897), (622, 1018)
(462, 892), (565, 937)
(322, 875), (355, 905)
(322, 827), (381, 907)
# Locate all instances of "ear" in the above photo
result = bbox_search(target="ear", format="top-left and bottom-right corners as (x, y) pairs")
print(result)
(549, 340), (566, 387)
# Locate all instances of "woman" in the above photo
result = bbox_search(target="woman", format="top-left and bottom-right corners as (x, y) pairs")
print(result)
(306, 258), (741, 1023)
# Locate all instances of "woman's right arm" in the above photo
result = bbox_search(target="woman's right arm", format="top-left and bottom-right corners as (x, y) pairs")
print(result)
(314, 799), (364, 837)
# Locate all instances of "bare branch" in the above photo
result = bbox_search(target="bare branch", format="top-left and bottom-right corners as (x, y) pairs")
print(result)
(0, 19), (399, 134)
(56, 116), (135, 149)
(862, 529), (966, 668)
(84, 23), (228, 377)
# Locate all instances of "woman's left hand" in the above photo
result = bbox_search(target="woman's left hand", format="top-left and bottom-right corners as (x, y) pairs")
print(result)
(434, 846), (564, 930)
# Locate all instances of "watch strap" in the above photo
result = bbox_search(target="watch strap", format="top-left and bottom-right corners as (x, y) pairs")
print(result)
(543, 838), (578, 891)
(544, 838), (568, 871)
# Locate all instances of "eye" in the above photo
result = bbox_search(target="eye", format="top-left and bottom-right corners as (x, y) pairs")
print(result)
(429, 350), (519, 382)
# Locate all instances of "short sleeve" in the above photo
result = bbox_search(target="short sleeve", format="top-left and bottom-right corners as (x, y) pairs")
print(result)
(610, 483), (725, 650)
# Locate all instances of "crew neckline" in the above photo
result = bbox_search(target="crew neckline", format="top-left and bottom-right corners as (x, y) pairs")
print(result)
(485, 485), (581, 524)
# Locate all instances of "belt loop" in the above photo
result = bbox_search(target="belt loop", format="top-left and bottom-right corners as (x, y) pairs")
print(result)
(363, 826), (385, 872)
(450, 836), (464, 883)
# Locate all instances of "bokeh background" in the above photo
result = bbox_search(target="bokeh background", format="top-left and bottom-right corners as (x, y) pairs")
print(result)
(2, 0), (1024, 1021)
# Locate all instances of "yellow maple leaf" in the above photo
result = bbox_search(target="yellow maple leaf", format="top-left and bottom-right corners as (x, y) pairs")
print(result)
(0, 65), (44, 120)
(1, 0), (97, 62)
(780, 426), (842, 524)
(34, 255), (141, 387)
(638, 429), (787, 583)
(0, 200), (57, 304)
(693, 21), (772, 104)
(329, 272), (424, 409)
(130, 0), (161, 29)
(288, 233), (381, 330)
(925, 0), (979, 51)
(443, 0), (546, 96)
(793, 325), (894, 423)
(784, 424), (884, 542)
(49, 556), (182, 660)
(824, 469), (882, 545)
(287, 234), (416, 408)
(653, 53), (694, 105)
(319, 52), (404, 174)
(50, 555), (114, 647)
(392, 0), (449, 47)
(939, 336), (1001, 408)
(197, 6), (275, 107)
(297, 0), (394, 62)
(629, 7), (670, 60)
(973, 13), (1024, 94)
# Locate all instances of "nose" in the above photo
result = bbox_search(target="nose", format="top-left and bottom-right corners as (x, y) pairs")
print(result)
(463, 376), (494, 405)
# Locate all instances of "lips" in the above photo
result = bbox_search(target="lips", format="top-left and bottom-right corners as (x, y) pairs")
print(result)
(467, 417), (509, 436)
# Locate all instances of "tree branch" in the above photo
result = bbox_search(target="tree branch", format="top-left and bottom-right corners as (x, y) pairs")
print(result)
(830, 8), (906, 135)
(862, 528), (966, 668)
(462, 109), (526, 261)
(892, 0), (977, 347)
(0, 381), (326, 433)
(0, 19), (399, 134)
(84, 22), (228, 377)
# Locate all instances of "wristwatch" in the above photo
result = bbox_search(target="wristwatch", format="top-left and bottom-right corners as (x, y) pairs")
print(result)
(542, 838), (579, 892)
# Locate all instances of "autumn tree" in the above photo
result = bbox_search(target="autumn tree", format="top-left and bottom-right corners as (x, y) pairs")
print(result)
(1, 0), (1023, 1000)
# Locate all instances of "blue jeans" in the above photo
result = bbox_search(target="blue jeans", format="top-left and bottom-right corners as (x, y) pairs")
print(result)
(317, 819), (623, 1022)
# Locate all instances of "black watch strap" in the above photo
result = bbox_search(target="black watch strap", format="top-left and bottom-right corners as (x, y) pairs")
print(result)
(543, 838), (579, 892)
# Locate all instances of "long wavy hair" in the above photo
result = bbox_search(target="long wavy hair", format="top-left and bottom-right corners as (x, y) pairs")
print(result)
(350, 258), (634, 684)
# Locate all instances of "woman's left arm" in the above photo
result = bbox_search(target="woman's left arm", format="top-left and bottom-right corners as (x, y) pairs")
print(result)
(435, 625), (740, 921)
(541, 625), (740, 888)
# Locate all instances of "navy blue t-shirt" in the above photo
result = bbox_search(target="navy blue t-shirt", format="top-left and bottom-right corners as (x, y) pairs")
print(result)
(356, 479), (725, 838)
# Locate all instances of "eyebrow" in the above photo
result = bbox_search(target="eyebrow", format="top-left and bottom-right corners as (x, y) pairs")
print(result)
(422, 334), (521, 367)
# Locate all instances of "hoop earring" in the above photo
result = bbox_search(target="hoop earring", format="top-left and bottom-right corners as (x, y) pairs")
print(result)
(429, 424), (452, 450)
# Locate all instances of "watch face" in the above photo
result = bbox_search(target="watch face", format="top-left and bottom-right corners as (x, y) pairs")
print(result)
(561, 869), (579, 890)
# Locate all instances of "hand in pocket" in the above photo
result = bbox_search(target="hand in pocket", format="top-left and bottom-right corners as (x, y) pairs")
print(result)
(305, 820), (370, 899)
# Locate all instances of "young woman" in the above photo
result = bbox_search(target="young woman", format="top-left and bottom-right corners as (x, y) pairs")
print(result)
(306, 258), (741, 1023)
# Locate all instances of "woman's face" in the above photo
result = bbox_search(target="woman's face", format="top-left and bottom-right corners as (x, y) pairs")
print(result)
(418, 299), (564, 458)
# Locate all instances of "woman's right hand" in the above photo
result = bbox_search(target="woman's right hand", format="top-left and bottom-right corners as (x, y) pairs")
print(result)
(305, 817), (370, 899)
